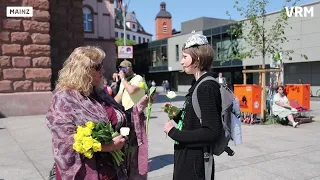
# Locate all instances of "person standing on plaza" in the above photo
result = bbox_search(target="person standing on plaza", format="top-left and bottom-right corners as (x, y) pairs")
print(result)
(218, 72), (227, 85)
(163, 32), (222, 180)
(114, 60), (146, 111)
(110, 72), (120, 97)
(151, 80), (156, 87)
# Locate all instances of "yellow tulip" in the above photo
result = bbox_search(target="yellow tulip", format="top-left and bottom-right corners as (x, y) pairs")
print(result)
(82, 127), (92, 136)
(74, 133), (84, 142)
(84, 150), (93, 159)
(82, 136), (94, 151)
(73, 141), (83, 153)
(92, 142), (102, 152)
(139, 81), (148, 91)
(76, 126), (85, 136)
(85, 121), (95, 130)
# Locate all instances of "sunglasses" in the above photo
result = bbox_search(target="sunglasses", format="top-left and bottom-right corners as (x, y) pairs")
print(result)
(118, 66), (128, 71)
(93, 62), (103, 71)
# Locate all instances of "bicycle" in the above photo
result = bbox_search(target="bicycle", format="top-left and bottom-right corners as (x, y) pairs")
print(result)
(316, 89), (320, 97)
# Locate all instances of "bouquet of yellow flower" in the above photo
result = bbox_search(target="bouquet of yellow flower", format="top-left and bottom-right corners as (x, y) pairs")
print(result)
(138, 81), (156, 134)
(73, 121), (129, 166)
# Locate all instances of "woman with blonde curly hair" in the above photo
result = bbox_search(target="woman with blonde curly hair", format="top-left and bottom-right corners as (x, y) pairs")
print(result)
(46, 46), (151, 180)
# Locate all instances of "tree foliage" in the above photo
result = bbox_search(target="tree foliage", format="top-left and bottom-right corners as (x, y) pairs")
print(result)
(226, 0), (308, 66)
(115, 38), (136, 46)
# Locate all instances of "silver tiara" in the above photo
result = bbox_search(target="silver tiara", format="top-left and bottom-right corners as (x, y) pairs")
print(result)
(183, 30), (209, 49)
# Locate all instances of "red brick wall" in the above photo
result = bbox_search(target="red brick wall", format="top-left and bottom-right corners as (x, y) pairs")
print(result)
(155, 18), (172, 40)
(0, 0), (51, 93)
(0, 0), (84, 93)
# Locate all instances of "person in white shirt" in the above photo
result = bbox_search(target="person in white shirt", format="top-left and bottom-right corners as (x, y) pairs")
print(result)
(218, 72), (226, 85)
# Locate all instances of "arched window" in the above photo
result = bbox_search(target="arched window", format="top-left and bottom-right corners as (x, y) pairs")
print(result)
(163, 22), (167, 33)
(83, 6), (93, 33)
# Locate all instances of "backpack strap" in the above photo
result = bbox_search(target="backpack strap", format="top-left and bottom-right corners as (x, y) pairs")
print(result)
(191, 76), (219, 180)
(192, 76), (219, 123)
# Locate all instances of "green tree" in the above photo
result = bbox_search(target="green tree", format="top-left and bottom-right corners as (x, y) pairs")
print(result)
(226, 0), (308, 120)
(115, 38), (136, 46)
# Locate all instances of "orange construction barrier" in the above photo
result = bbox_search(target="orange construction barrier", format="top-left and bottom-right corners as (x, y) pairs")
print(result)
(285, 84), (310, 110)
(234, 84), (262, 114)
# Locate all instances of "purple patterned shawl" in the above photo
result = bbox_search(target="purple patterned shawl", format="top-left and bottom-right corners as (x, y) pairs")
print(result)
(46, 88), (148, 180)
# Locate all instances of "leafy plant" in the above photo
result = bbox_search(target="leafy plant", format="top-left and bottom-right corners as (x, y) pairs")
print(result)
(226, 0), (308, 65)
(115, 38), (136, 46)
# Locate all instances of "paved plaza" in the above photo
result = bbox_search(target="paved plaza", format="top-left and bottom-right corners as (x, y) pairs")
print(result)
(0, 95), (320, 180)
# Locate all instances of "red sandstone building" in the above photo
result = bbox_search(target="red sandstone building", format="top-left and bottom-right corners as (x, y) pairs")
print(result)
(0, 0), (115, 117)
(155, 2), (172, 40)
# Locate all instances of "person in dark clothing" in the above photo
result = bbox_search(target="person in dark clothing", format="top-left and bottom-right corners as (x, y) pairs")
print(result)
(163, 31), (222, 180)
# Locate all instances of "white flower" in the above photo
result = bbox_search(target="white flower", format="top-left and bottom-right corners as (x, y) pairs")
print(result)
(120, 127), (130, 136)
(166, 91), (177, 99)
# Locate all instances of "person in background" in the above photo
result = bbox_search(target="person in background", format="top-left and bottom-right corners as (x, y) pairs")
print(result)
(218, 72), (227, 85)
(110, 72), (120, 97)
(162, 80), (166, 93)
(103, 78), (113, 95)
(151, 80), (156, 87)
(165, 80), (170, 92)
(114, 60), (145, 111)
(272, 85), (299, 128)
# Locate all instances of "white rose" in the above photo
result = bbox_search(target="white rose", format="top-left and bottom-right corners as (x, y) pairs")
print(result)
(120, 127), (130, 136)
(166, 91), (177, 99)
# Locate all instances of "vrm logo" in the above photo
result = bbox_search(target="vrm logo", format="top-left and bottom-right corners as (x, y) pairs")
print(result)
(285, 6), (314, 18)
(6, 6), (33, 17)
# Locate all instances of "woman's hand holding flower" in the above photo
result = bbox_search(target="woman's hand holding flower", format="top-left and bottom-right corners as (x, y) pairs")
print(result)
(101, 135), (126, 152)
(136, 94), (156, 113)
(164, 121), (174, 133)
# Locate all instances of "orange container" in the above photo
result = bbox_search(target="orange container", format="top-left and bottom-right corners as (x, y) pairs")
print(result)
(234, 84), (262, 114)
(285, 84), (310, 110)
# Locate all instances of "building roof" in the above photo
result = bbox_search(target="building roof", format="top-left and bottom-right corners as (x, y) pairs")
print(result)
(155, 2), (172, 19)
(115, 8), (152, 36)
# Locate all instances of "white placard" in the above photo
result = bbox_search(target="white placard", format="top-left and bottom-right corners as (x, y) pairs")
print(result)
(6, 6), (33, 17)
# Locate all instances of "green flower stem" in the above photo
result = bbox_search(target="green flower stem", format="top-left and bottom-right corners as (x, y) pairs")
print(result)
(110, 150), (124, 166)
(146, 99), (152, 134)
(146, 86), (156, 134)
(166, 100), (172, 138)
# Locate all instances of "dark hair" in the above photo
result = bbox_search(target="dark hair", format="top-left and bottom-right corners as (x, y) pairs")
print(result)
(276, 85), (286, 95)
(182, 44), (215, 71)
(276, 85), (284, 91)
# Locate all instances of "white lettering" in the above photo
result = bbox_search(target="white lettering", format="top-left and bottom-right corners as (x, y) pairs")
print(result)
(295, 6), (303, 17)
(285, 7), (295, 17)
(304, 7), (314, 17)
(285, 6), (314, 18)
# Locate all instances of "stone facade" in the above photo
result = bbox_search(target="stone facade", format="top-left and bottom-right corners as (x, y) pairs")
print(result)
(0, 0), (85, 117)
(0, 0), (51, 93)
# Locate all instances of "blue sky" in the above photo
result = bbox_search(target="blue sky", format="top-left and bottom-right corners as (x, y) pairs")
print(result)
(125, 0), (315, 39)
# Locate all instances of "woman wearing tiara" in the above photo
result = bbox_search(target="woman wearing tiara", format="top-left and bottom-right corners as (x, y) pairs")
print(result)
(163, 32), (222, 180)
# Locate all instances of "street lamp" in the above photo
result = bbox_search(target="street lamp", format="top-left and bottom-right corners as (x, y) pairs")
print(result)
(121, 2), (127, 46)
